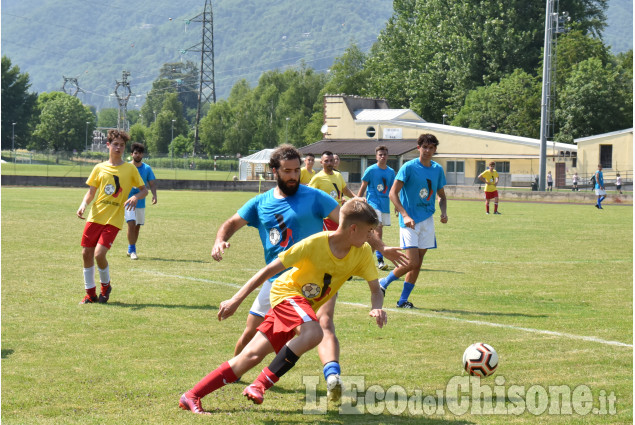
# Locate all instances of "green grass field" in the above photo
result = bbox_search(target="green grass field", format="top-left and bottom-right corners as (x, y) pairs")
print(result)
(1, 187), (632, 424)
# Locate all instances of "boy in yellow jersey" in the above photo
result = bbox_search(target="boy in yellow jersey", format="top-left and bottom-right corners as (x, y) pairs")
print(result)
(179, 198), (387, 415)
(309, 151), (356, 230)
(76, 130), (147, 304)
(299, 153), (316, 184)
(478, 161), (501, 215)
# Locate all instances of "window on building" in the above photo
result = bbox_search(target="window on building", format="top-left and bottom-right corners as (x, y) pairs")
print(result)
(497, 161), (510, 173)
(366, 126), (376, 138)
(600, 145), (613, 169)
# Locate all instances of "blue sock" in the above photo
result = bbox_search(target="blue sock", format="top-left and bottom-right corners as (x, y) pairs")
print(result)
(128, 244), (136, 254)
(375, 251), (383, 261)
(398, 282), (415, 306)
(323, 361), (341, 380)
(380, 271), (399, 289)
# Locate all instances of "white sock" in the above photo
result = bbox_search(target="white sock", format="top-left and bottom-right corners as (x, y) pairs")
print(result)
(83, 266), (96, 290)
(98, 265), (110, 285)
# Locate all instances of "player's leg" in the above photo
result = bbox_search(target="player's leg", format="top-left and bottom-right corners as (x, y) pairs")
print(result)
(380, 246), (418, 293)
(244, 297), (321, 405)
(493, 194), (500, 214)
(94, 224), (118, 303)
(316, 296), (342, 401)
(485, 197), (490, 214)
(180, 331), (274, 414)
(234, 279), (273, 355)
(234, 313), (265, 356)
(397, 249), (425, 308)
(374, 223), (385, 268)
(125, 208), (137, 256)
(80, 222), (99, 303)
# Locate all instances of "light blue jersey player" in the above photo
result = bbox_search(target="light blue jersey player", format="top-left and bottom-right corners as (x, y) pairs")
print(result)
(381, 134), (448, 308)
(358, 145), (395, 270)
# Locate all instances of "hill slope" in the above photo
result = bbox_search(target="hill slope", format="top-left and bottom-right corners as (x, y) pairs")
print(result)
(1, 0), (393, 109)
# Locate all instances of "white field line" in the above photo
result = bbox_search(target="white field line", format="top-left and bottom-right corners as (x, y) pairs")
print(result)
(140, 270), (633, 349)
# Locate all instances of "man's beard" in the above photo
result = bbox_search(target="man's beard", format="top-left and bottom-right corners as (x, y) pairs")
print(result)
(277, 176), (299, 196)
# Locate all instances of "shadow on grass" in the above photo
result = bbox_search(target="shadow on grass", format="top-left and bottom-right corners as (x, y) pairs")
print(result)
(2, 349), (14, 359)
(430, 307), (548, 318)
(143, 257), (208, 263)
(107, 301), (217, 311)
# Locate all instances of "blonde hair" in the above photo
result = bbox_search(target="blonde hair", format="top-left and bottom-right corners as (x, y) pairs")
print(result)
(340, 197), (378, 228)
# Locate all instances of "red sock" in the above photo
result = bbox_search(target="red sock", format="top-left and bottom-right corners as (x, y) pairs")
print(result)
(486, 204), (490, 213)
(253, 367), (279, 390)
(100, 282), (110, 296)
(86, 287), (97, 299)
(188, 361), (238, 398)
(494, 203), (498, 213)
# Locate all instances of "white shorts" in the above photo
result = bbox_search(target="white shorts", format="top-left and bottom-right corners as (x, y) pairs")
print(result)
(595, 189), (607, 196)
(399, 216), (437, 250)
(125, 207), (145, 225)
(249, 278), (273, 317)
(373, 208), (391, 226)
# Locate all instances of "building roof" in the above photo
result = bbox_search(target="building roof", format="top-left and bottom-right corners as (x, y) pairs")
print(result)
(299, 139), (419, 156)
(574, 128), (633, 144)
(354, 109), (425, 122)
(239, 148), (275, 163)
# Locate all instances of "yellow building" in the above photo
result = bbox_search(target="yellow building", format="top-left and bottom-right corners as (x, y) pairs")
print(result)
(575, 129), (633, 185)
(300, 94), (626, 188)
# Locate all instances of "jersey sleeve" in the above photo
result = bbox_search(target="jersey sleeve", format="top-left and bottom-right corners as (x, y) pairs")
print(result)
(313, 188), (339, 218)
(437, 165), (446, 190)
(147, 166), (156, 182)
(237, 195), (260, 227)
(353, 244), (379, 282)
(86, 164), (100, 187)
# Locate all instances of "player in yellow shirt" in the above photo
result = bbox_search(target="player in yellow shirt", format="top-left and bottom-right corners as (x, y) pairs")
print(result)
(76, 130), (147, 304)
(179, 198), (387, 414)
(299, 153), (316, 184)
(309, 151), (356, 230)
(478, 161), (501, 215)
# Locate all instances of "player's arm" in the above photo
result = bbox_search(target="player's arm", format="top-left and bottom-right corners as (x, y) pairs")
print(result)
(389, 179), (414, 228)
(211, 213), (248, 261)
(438, 188), (448, 223)
(124, 185), (147, 210)
(368, 233), (407, 268)
(217, 259), (285, 321)
(366, 278), (387, 328)
(326, 205), (341, 224)
(77, 186), (97, 219)
(477, 171), (487, 183)
(148, 179), (158, 205)
(343, 185), (356, 200)
(357, 180), (369, 198)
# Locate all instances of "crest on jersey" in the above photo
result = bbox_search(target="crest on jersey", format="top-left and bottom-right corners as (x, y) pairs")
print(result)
(104, 184), (115, 195)
(419, 187), (429, 199)
(329, 190), (338, 199)
(269, 227), (281, 245)
(376, 183), (385, 193)
(302, 283), (321, 298)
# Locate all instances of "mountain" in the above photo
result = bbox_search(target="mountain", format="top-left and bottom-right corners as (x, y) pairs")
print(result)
(1, 0), (393, 110)
(604, 0), (633, 54)
(1, 0), (631, 112)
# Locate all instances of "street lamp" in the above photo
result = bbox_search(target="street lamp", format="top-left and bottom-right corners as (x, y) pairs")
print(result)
(285, 117), (290, 143)
(85, 122), (90, 151)
(12, 122), (16, 163)
(171, 119), (176, 168)
(153, 111), (157, 122)
(442, 114), (448, 125)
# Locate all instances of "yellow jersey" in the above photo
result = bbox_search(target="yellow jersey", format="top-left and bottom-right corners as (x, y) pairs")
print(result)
(480, 169), (499, 192)
(270, 232), (378, 311)
(300, 168), (316, 185)
(308, 170), (347, 202)
(86, 162), (144, 229)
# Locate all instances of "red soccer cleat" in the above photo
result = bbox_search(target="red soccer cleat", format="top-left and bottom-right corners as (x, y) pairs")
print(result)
(179, 393), (211, 415)
(243, 383), (265, 405)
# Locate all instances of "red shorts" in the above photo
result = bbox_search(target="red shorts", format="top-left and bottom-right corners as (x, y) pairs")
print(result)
(323, 218), (338, 231)
(81, 222), (120, 249)
(485, 190), (499, 200)
(257, 296), (318, 353)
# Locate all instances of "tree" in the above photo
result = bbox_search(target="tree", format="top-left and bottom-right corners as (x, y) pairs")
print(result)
(1, 56), (38, 149)
(146, 93), (188, 154)
(555, 57), (632, 142)
(140, 79), (176, 126)
(199, 99), (232, 156)
(364, 0), (608, 120)
(97, 108), (118, 128)
(454, 70), (541, 138)
(129, 123), (149, 146)
(158, 61), (200, 119)
(32, 93), (95, 152)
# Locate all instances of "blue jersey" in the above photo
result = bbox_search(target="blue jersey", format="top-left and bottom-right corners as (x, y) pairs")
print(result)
(362, 164), (395, 213)
(127, 162), (155, 208)
(238, 184), (339, 278)
(395, 159), (446, 227)
(594, 170), (604, 189)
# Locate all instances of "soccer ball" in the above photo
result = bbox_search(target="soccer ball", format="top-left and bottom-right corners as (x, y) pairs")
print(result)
(302, 283), (321, 299)
(462, 343), (498, 377)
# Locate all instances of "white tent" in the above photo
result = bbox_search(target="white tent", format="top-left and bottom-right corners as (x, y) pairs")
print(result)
(238, 149), (275, 181)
